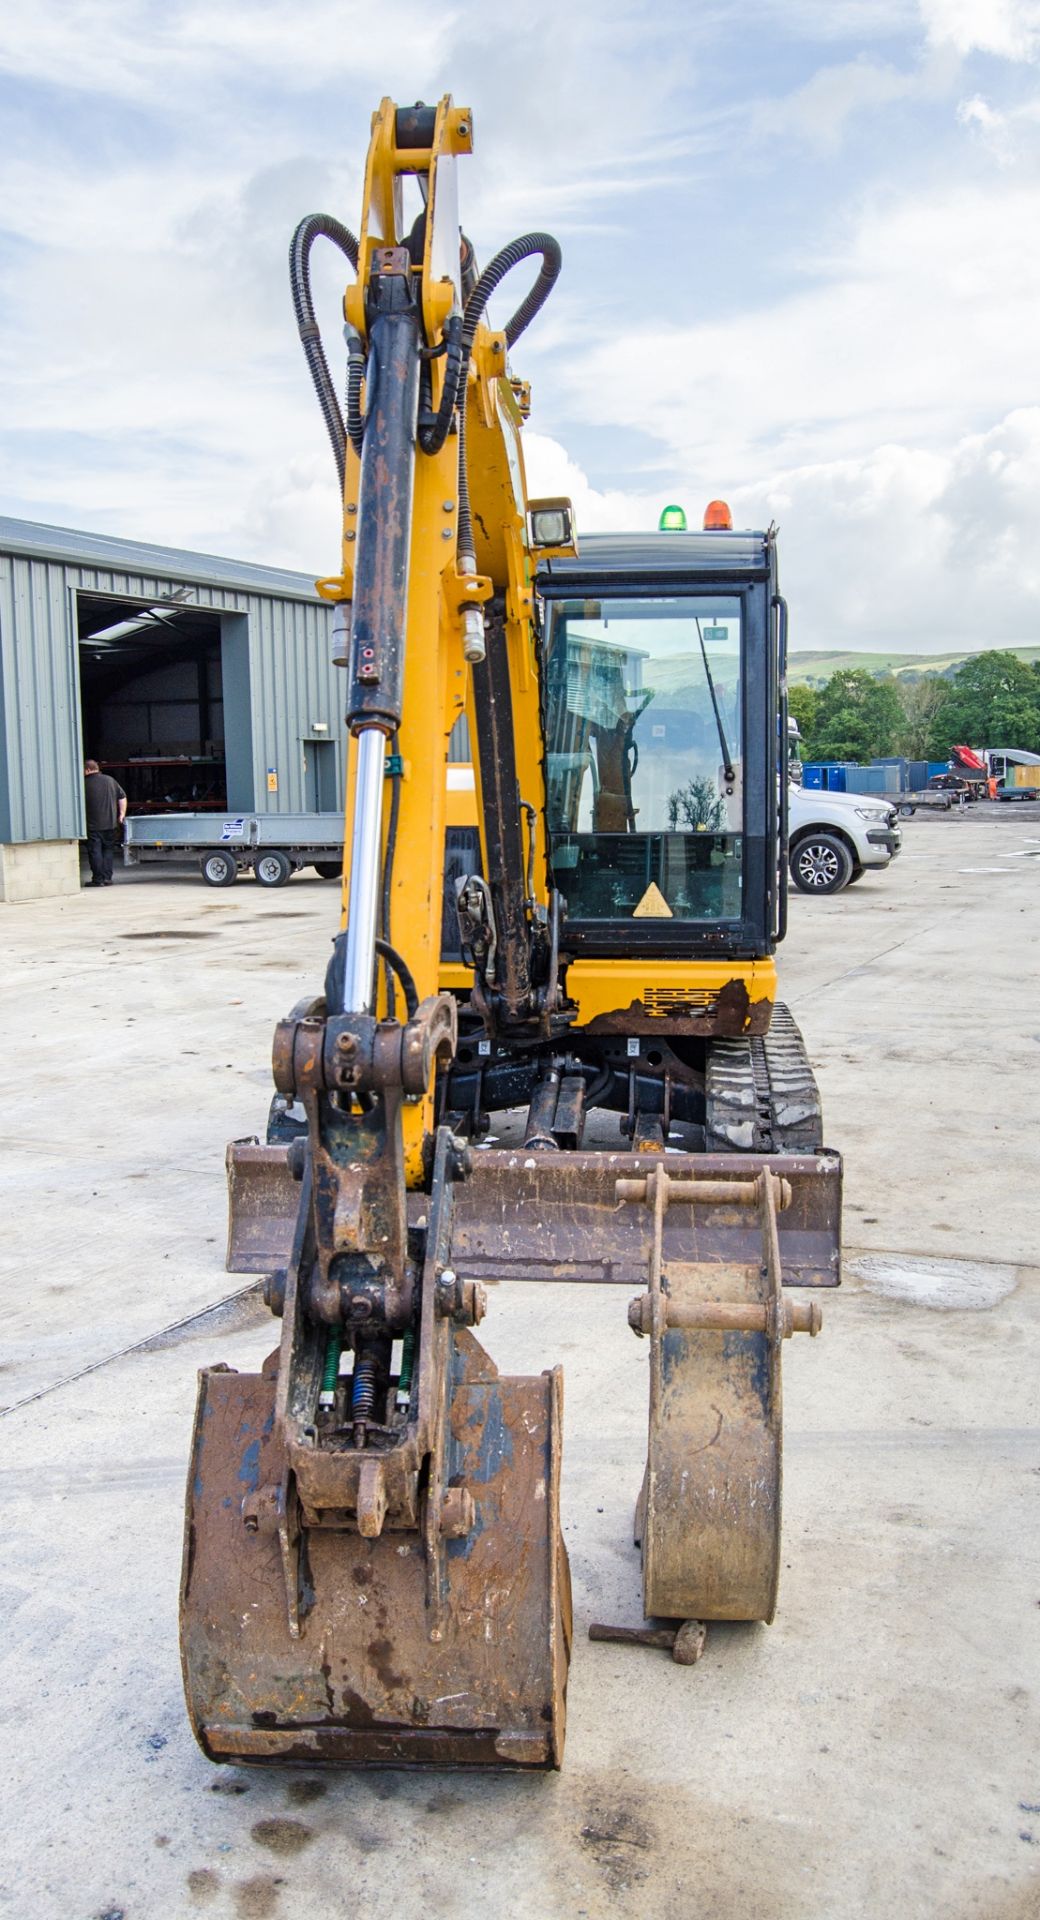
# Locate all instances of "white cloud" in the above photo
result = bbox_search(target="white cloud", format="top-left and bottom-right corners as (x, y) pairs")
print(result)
(919, 0), (1040, 60)
(0, 0), (704, 566)
(522, 432), (651, 533)
(956, 88), (1040, 162)
(509, 409), (1040, 655)
(939, 405), (1040, 597)
(0, 1), (454, 103)
(541, 145), (1040, 656)
(728, 409), (1040, 649)
(559, 176), (1040, 484)
(748, 1), (918, 38)
(957, 92), (1013, 162)
(752, 57), (917, 153)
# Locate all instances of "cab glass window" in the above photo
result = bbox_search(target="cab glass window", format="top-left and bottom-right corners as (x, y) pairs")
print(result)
(543, 595), (743, 922)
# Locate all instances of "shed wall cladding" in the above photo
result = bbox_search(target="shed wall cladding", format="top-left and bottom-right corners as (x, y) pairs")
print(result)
(0, 526), (340, 844)
(249, 592), (342, 815)
(0, 553), (84, 842)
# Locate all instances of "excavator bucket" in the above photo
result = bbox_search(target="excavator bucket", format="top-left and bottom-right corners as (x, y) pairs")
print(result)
(182, 1136), (571, 1769)
(181, 1352), (569, 1767)
(618, 1163), (823, 1624)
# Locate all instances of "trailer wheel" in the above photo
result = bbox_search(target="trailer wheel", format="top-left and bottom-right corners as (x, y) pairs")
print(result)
(898, 803), (915, 818)
(254, 850), (294, 888)
(313, 861), (342, 880)
(201, 849), (238, 887)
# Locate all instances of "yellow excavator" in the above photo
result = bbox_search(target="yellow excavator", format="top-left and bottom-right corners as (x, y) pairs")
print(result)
(180, 96), (841, 1770)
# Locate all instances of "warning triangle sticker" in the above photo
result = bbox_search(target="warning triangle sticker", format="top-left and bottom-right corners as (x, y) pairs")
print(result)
(633, 882), (673, 918)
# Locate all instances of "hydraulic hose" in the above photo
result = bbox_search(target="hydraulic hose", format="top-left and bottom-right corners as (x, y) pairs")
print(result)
(414, 222), (560, 462)
(289, 214), (361, 489)
(418, 310), (464, 456)
(456, 232), (562, 561)
(582, 1064), (615, 1110)
(290, 215), (560, 521)
(322, 931), (419, 1024)
(373, 937), (419, 1020)
(345, 326), (367, 459)
(380, 732), (402, 1017)
(461, 231), (562, 354)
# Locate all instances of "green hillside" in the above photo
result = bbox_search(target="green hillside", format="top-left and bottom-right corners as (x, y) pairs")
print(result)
(788, 645), (1040, 686)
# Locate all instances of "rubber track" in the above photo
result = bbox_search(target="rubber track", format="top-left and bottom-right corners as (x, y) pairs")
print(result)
(705, 1002), (824, 1154)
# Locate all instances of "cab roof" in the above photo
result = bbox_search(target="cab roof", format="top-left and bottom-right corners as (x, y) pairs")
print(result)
(537, 529), (772, 595)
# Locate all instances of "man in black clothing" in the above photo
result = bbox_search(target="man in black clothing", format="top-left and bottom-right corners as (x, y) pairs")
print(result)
(83, 760), (127, 887)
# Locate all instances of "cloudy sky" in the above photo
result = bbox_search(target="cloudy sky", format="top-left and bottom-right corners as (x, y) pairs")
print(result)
(1, 0), (1038, 653)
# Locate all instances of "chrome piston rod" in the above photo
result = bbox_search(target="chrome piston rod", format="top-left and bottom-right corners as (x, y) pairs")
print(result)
(340, 726), (386, 1012)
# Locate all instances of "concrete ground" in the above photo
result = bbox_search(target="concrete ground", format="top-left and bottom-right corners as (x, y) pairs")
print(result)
(1, 809), (1038, 1920)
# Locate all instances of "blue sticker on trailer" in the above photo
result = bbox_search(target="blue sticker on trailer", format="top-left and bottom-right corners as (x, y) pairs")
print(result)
(221, 819), (245, 840)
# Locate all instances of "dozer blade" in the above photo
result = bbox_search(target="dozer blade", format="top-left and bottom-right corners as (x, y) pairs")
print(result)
(450, 1149), (841, 1289)
(181, 1343), (570, 1769)
(228, 1143), (842, 1289)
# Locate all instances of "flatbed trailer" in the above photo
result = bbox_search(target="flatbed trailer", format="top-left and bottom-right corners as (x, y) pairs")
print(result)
(123, 812), (343, 887)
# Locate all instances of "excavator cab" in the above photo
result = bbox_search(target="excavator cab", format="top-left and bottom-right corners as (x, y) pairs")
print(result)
(182, 94), (839, 1775)
(540, 530), (783, 960)
(441, 530), (796, 1150)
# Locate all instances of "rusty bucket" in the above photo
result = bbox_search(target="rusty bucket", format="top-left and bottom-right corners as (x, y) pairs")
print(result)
(181, 1348), (570, 1767)
(183, 1138), (572, 1769)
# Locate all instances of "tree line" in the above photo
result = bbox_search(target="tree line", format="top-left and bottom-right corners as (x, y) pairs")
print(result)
(788, 651), (1040, 766)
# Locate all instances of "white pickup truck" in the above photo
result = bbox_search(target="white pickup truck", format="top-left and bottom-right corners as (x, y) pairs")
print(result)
(788, 785), (901, 894)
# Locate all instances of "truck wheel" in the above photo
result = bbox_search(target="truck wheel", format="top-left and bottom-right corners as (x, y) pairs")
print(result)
(254, 850), (293, 888)
(313, 861), (342, 880)
(846, 863), (865, 885)
(201, 849), (238, 887)
(790, 833), (854, 895)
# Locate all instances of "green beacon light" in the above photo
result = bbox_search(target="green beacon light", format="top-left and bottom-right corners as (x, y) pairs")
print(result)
(658, 503), (687, 531)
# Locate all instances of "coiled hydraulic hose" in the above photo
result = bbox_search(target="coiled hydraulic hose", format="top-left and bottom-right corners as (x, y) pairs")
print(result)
(419, 231), (561, 478)
(456, 233), (562, 560)
(463, 231), (563, 354)
(290, 212), (561, 506)
(289, 214), (360, 489)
